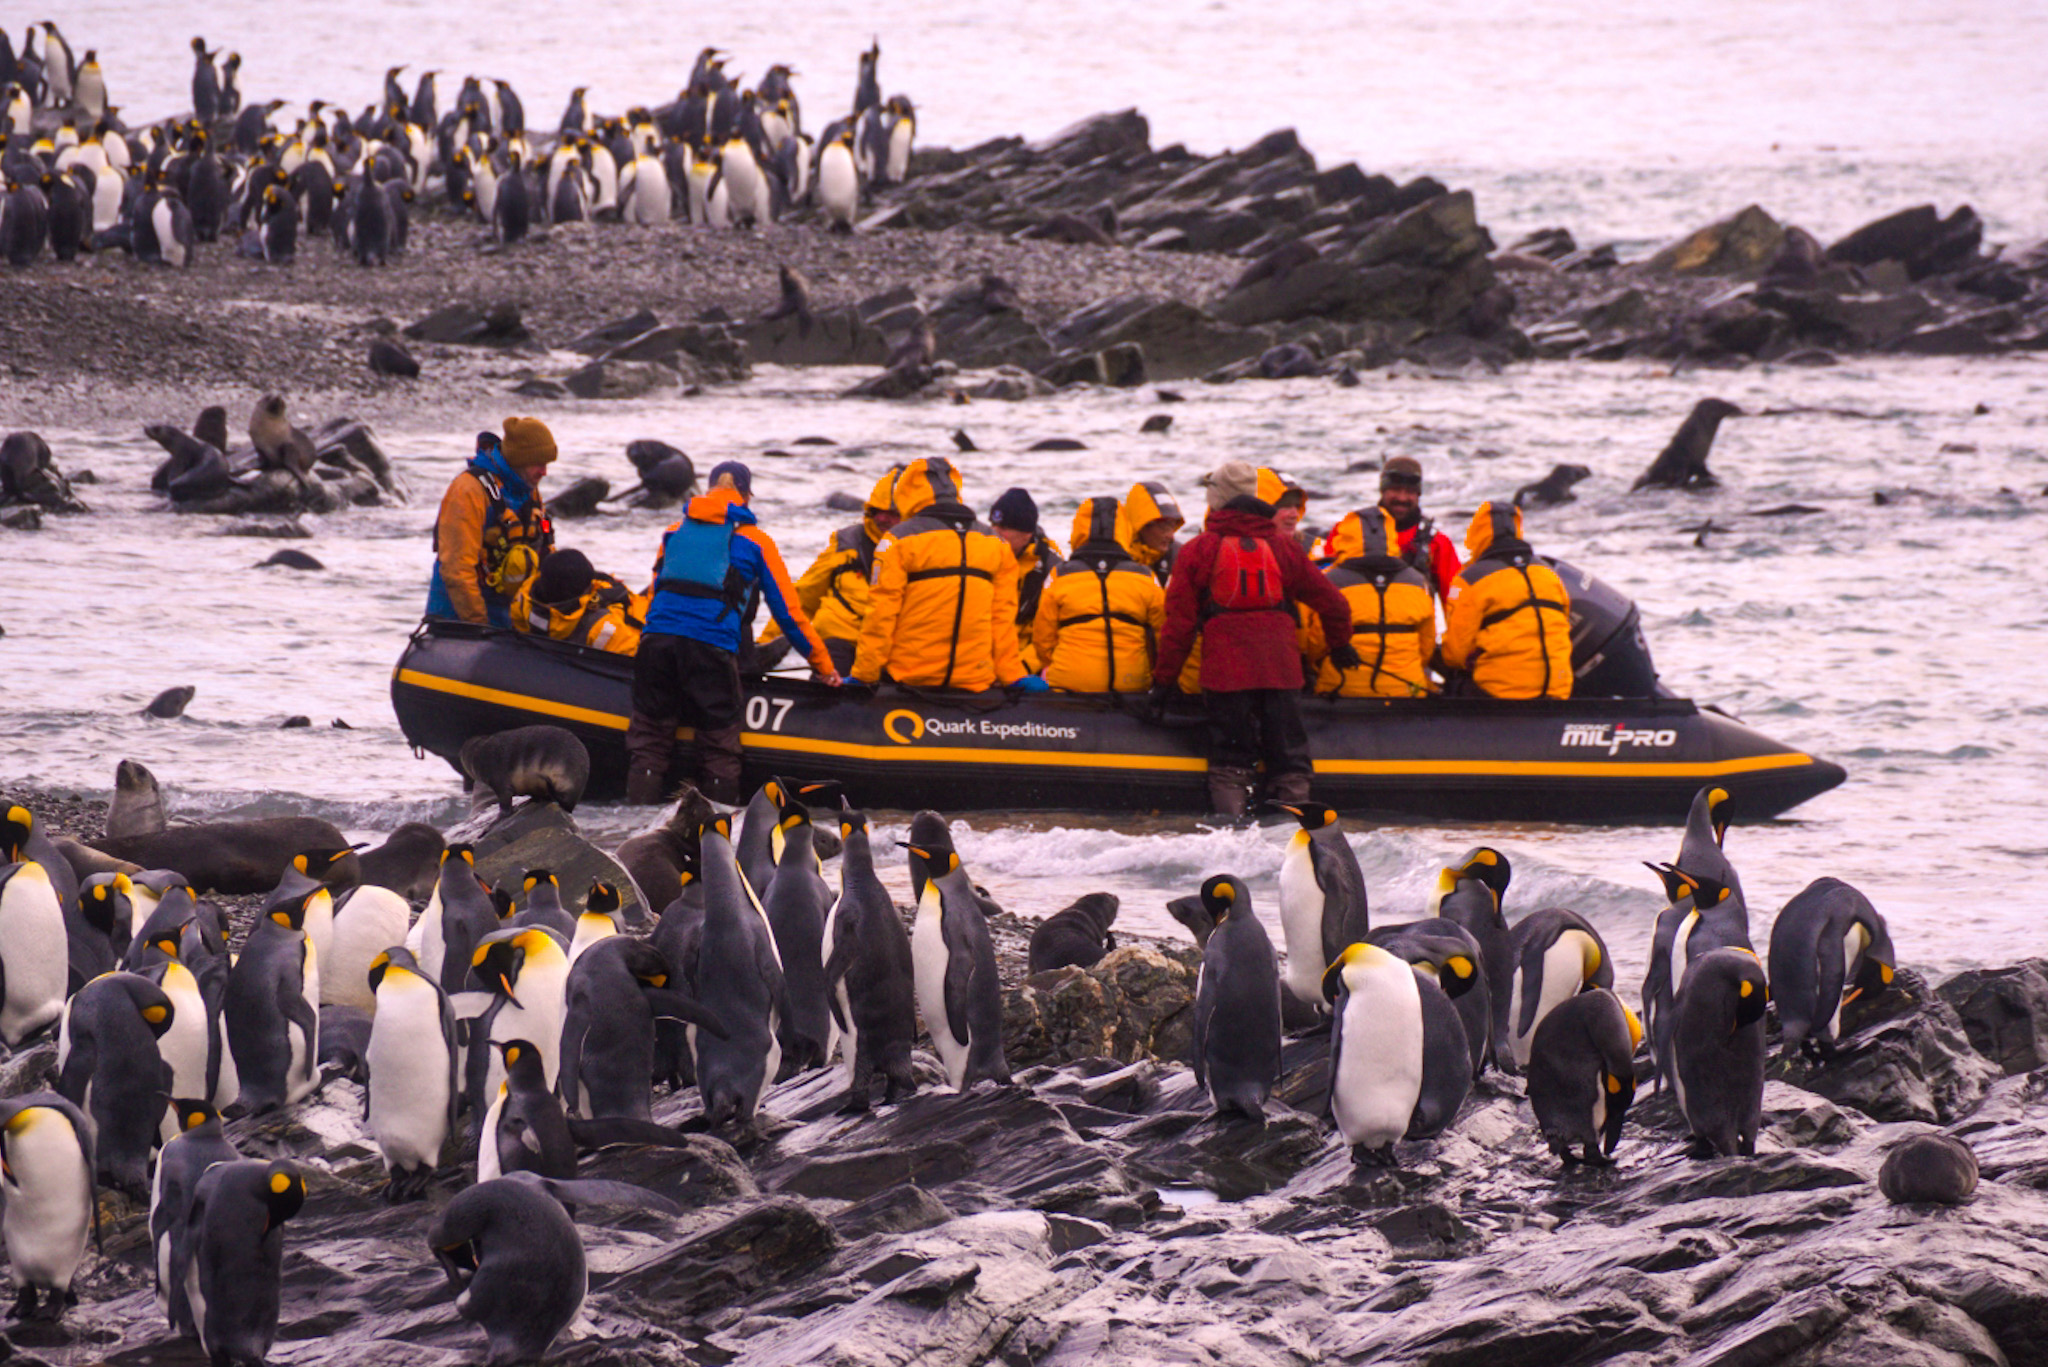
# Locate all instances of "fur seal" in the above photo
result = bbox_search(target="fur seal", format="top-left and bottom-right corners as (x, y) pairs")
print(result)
(143, 686), (196, 719)
(1878, 1134), (1978, 1204)
(356, 822), (445, 901)
(90, 817), (358, 895)
(1027, 892), (1119, 974)
(459, 725), (591, 814)
(1631, 399), (1742, 492)
(615, 785), (716, 913)
(1513, 463), (1593, 508)
(107, 759), (169, 838)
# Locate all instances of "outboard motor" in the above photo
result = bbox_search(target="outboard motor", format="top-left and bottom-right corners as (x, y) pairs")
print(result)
(1546, 559), (1661, 698)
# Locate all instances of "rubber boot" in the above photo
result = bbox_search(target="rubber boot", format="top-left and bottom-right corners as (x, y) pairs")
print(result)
(697, 724), (744, 806)
(1207, 767), (1254, 822)
(626, 764), (668, 806)
(1266, 769), (1313, 806)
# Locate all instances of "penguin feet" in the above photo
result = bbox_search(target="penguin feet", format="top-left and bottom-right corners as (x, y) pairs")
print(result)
(1682, 1136), (1719, 1160)
(1350, 1142), (1399, 1169)
(8, 1287), (36, 1322)
(836, 1091), (873, 1117)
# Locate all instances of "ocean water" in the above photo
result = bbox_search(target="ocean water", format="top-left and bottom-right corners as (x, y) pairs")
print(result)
(7, 355), (2045, 990)
(7, 2), (2044, 991)
(33, 0), (2048, 247)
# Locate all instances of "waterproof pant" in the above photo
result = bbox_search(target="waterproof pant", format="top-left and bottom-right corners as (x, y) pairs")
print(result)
(626, 632), (745, 804)
(1205, 687), (1313, 812)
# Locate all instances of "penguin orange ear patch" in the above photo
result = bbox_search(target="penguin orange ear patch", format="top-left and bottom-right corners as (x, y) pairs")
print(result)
(1447, 956), (1474, 979)
(143, 1004), (168, 1024)
(1605, 1073), (1623, 1094)
(1739, 980), (1754, 998)
(269, 1171), (292, 1194)
(505, 1044), (521, 1064)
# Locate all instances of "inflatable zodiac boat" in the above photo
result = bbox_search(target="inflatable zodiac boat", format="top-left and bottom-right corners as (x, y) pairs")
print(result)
(391, 564), (1844, 823)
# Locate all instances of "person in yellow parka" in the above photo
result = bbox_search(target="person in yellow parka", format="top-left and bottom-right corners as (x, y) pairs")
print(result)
(1441, 501), (1574, 700)
(1120, 481), (1186, 586)
(1032, 497), (1166, 693)
(770, 465), (903, 673)
(509, 549), (649, 655)
(1303, 507), (1437, 697)
(852, 456), (1041, 694)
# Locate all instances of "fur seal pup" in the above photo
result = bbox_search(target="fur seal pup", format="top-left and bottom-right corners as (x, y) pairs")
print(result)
(1526, 987), (1641, 1166)
(0, 1094), (96, 1322)
(1274, 803), (1371, 1014)
(172, 1159), (306, 1367)
(357, 822), (444, 901)
(1323, 942), (1425, 1166)
(106, 758), (169, 838)
(459, 726), (590, 815)
(368, 336), (420, 377)
(55, 971), (174, 1197)
(1671, 947), (1768, 1157)
(1190, 875), (1282, 1123)
(429, 1173), (683, 1367)
(1766, 877), (1895, 1061)
(1027, 892), (1119, 974)
(1631, 398), (1742, 492)
(1506, 908), (1614, 1069)
(1514, 463), (1593, 508)
(141, 687), (196, 719)
(822, 809), (918, 1112)
(365, 948), (456, 1201)
(616, 783), (716, 913)
(248, 395), (316, 488)
(90, 816), (358, 895)
(151, 1102), (239, 1330)
(905, 811), (1010, 1091)
(1878, 1134), (1977, 1205)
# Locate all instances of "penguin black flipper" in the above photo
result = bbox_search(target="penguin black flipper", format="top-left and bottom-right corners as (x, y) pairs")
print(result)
(940, 917), (974, 1051)
(277, 949), (320, 1092)
(821, 937), (852, 1033)
(1515, 931), (1555, 1041)
(565, 1117), (693, 1153)
(643, 987), (728, 1039)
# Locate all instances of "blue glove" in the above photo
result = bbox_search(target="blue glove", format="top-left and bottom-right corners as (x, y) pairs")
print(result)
(1010, 674), (1051, 696)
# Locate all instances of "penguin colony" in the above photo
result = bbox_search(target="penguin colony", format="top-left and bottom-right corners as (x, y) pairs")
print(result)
(0, 27), (917, 268)
(0, 776), (1923, 1357)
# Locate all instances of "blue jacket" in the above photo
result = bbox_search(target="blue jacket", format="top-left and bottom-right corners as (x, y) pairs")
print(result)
(645, 492), (832, 669)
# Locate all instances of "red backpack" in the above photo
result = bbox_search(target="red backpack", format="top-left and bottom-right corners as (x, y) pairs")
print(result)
(1206, 533), (1285, 614)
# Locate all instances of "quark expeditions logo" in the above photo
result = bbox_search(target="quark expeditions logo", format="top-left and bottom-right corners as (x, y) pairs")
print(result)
(883, 708), (1080, 745)
(1560, 722), (1678, 756)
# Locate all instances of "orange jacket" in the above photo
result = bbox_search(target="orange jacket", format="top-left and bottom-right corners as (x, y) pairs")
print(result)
(1442, 502), (1573, 700)
(510, 573), (648, 655)
(854, 503), (1025, 690)
(432, 465), (553, 624)
(1032, 498), (1164, 692)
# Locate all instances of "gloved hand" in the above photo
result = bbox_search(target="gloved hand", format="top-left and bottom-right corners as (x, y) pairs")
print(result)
(1327, 642), (1363, 671)
(1140, 682), (1176, 720)
(1008, 674), (1051, 697)
(838, 677), (874, 697)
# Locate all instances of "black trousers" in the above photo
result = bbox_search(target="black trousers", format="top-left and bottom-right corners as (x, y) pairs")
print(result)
(626, 633), (744, 800)
(1205, 688), (1312, 777)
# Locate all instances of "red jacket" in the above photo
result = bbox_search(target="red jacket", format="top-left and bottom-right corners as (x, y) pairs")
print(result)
(1156, 502), (1352, 692)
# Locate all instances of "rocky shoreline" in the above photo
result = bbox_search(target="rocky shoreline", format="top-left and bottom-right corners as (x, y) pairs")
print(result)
(6, 789), (2048, 1366)
(3, 109), (2044, 433)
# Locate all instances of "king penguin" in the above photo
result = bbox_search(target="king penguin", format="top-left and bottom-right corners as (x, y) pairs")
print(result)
(822, 808), (918, 1112)
(1190, 875), (1282, 1123)
(1525, 987), (1641, 1166)
(1273, 802), (1370, 1014)
(0, 830), (73, 1047)
(477, 1039), (576, 1182)
(1766, 877), (1895, 1061)
(817, 127), (858, 232)
(558, 934), (722, 1121)
(567, 881), (623, 964)
(1505, 907), (1613, 1070)
(1370, 918), (1491, 1080)
(55, 970), (174, 1197)
(173, 1159), (306, 1367)
(1434, 853), (1513, 1068)
(905, 810), (1010, 1091)
(1675, 785), (1744, 904)
(151, 1101), (238, 1330)
(764, 786), (836, 1074)
(465, 928), (570, 1131)
(223, 880), (321, 1113)
(1322, 941), (1425, 1166)
(686, 815), (785, 1133)
(1367, 922), (1484, 1136)
(1640, 866), (1737, 1088)
(1671, 947), (1768, 1157)
(0, 1094), (95, 1322)
(508, 868), (575, 940)
(366, 947), (458, 1201)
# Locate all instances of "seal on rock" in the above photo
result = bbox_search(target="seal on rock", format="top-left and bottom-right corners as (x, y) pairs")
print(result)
(459, 725), (591, 814)
(1027, 892), (1119, 974)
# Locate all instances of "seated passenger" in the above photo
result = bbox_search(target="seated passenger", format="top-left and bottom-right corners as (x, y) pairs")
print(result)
(989, 487), (1063, 630)
(424, 418), (556, 627)
(773, 466), (902, 674)
(1120, 481), (1186, 586)
(1441, 501), (1574, 700)
(1304, 508), (1436, 697)
(1320, 455), (1462, 602)
(510, 549), (648, 655)
(852, 456), (1041, 694)
(1032, 497), (1165, 693)
(1258, 468), (1313, 551)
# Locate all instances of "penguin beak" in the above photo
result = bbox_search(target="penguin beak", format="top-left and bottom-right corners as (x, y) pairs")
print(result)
(499, 974), (520, 1007)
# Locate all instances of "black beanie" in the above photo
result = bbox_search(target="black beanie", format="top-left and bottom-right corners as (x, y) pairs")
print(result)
(532, 549), (596, 606)
(989, 486), (1039, 535)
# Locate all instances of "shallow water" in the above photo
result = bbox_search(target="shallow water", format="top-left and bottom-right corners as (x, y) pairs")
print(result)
(7, 353), (2045, 990)
(38, 0), (2048, 246)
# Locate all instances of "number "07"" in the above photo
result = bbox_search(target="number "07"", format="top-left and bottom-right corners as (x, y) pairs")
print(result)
(744, 696), (794, 732)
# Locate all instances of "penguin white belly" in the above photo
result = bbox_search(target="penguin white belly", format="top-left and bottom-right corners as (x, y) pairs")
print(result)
(367, 980), (452, 1171)
(819, 149), (857, 227)
(1830, 922), (1872, 1040)
(887, 120), (914, 182)
(1, 1116), (92, 1291)
(821, 899), (851, 1074)
(284, 942), (321, 1105)
(911, 893), (967, 1089)
(152, 201), (182, 267)
(185, 1258), (209, 1350)
(568, 917), (616, 965)
(211, 1013), (240, 1111)
(1514, 933), (1593, 1068)
(1669, 911), (1701, 999)
(484, 973), (566, 1095)
(629, 163), (668, 224)
(1276, 841), (1327, 1009)
(326, 887), (410, 1013)
(155, 966), (213, 1141)
(0, 866), (68, 1045)
(409, 886), (444, 975)
(1592, 1082), (1608, 1138)
(477, 1087), (506, 1182)
(1331, 970), (1422, 1149)
(303, 894), (336, 975)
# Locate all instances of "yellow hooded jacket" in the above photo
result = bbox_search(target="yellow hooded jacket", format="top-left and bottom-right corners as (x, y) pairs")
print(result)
(509, 572), (649, 655)
(1442, 502), (1574, 700)
(779, 467), (901, 644)
(853, 457), (1026, 690)
(1303, 508), (1436, 696)
(1119, 481), (1185, 586)
(1032, 498), (1165, 692)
